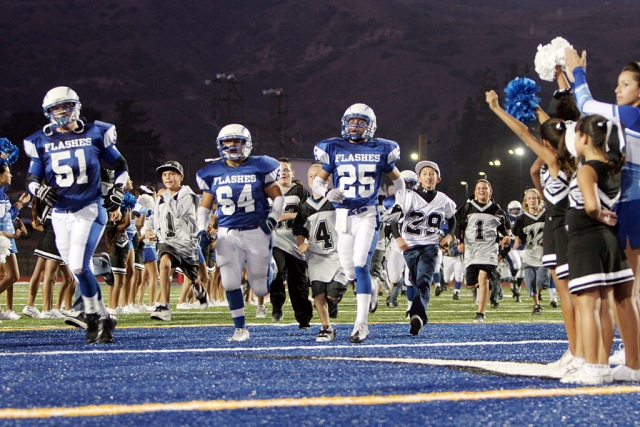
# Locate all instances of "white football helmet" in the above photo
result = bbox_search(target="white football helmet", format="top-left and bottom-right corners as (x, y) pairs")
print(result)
(400, 170), (418, 190)
(42, 86), (82, 128)
(216, 124), (252, 160)
(507, 200), (523, 218)
(341, 103), (377, 142)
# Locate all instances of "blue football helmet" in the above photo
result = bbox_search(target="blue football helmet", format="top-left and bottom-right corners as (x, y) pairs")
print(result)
(341, 103), (377, 142)
(42, 86), (82, 129)
(216, 124), (252, 160)
(508, 200), (523, 219)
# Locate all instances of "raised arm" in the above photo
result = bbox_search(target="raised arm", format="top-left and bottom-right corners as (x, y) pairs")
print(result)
(485, 90), (559, 169)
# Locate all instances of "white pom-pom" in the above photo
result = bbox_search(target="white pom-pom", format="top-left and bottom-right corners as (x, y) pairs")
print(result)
(534, 44), (557, 82)
(550, 37), (573, 67)
(534, 37), (574, 81)
(0, 236), (11, 264)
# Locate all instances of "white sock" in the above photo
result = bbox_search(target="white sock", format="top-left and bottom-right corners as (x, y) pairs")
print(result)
(355, 293), (371, 324)
(407, 300), (413, 311)
(548, 288), (557, 301)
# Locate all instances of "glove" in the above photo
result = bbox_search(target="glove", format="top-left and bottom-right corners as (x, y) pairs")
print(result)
(104, 184), (125, 212)
(259, 216), (277, 235)
(380, 204), (403, 224)
(326, 188), (346, 203)
(197, 230), (212, 249)
(35, 184), (58, 207)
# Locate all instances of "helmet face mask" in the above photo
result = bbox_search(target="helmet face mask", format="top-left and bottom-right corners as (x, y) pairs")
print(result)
(341, 103), (377, 142)
(42, 87), (82, 128)
(216, 124), (252, 160)
(507, 200), (523, 218)
(400, 170), (418, 190)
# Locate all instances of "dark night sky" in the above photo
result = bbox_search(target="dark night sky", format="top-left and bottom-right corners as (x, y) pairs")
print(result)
(1, 0), (638, 206)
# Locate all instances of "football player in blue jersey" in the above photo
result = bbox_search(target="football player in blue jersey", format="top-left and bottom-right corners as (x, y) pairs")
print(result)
(313, 103), (406, 343)
(196, 124), (284, 342)
(23, 86), (128, 344)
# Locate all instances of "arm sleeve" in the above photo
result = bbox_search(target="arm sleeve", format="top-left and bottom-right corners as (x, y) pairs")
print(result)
(197, 207), (211, 232)
(392, 176), (406, 207)
(446, 215), (457, 237)
(291, 205), (310, 238)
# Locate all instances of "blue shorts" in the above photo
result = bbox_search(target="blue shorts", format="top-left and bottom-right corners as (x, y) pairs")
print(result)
(143, 246), (158, 263)
(616, 199), (640, 249)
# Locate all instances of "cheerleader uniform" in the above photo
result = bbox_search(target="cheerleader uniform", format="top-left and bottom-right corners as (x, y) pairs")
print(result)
(34, 208), (63, 263)
(565, 160), (634, 293)
(540, 163), (571, 279)
(0, 187), (20, 254)
(573, 66), (640, 247)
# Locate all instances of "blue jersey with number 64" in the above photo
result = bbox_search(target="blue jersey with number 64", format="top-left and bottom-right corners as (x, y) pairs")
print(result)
(314, 137), (399, 210)
(24, 121), (122, 211)
(196, 156), (280, 229)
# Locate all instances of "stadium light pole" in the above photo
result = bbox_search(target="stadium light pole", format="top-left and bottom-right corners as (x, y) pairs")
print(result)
(509, 147), (525, 191)
(460, 181), (468, 200)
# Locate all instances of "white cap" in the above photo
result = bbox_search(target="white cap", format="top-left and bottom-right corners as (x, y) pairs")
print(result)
(415, 160), (441, 178)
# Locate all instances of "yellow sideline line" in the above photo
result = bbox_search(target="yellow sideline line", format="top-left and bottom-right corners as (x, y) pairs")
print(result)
(1, 386), (639, 419)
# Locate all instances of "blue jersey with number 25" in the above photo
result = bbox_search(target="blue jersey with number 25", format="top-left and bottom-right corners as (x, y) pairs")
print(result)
(314, 137), (399, 210)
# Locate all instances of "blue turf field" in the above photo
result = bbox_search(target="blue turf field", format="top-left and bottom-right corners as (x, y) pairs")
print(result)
(0, 323), (638, 426)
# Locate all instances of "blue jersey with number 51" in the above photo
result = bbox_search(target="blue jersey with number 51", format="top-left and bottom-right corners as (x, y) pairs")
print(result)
(196, 156), (280, 229)
(24, 121), (122, 211)
(314, 137), (399, 210)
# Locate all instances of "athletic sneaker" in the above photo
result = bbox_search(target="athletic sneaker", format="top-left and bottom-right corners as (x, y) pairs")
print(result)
(532, 305), (542, 315)
(229, 328), (250, 342)
(40, 310), (65, 319)
(255, 305), (267, 318)
(490, 301), (499, 309)
(85, 313), (102, 344)
(560, 366), (606, 385)
(473, 312), (485, 323)
(349, 322), (369, 344)
(150, 305), (172, 321)
(452, 292), (460, 300)
(192, 282), (210, 310)
(0, 310), (20, 320)
(22, 305), (40, 318)
(435, 285), (444, 297)
(316, 327), (336, 342)
(176, 303), (194, 310)
(548, 348), (574, 368)
(409, 315), (423, 336)
(612, 365), (640, 382)
(99, 315), (117, 344)
(65, 311), (88, 329)
(550, 300), (558, 308)
(609, 344), (626, 366)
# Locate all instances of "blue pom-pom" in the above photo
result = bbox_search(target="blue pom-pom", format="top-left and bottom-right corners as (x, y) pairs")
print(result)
(121, 192), (137, 211)
(504, 77), (541, 124)
(0, 138), (19, 165)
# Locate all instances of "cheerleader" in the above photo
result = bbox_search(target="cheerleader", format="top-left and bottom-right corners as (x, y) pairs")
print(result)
(0, 161), (31, 320)
(562, 115), (637, 384)
(486, 91), (581, 367)
(565, 50), (640, 367)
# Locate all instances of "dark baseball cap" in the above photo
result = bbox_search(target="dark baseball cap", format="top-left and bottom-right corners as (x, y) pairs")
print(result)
(156, 160), (184, 175)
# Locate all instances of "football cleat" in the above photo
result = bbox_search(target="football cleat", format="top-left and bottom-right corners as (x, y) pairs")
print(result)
(349, 322), (369, 344)
(229, 328), (250, 342)
(99, 315), (117, 344)
(85, 313), (101, 344)
(255, 305), (267, 318)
